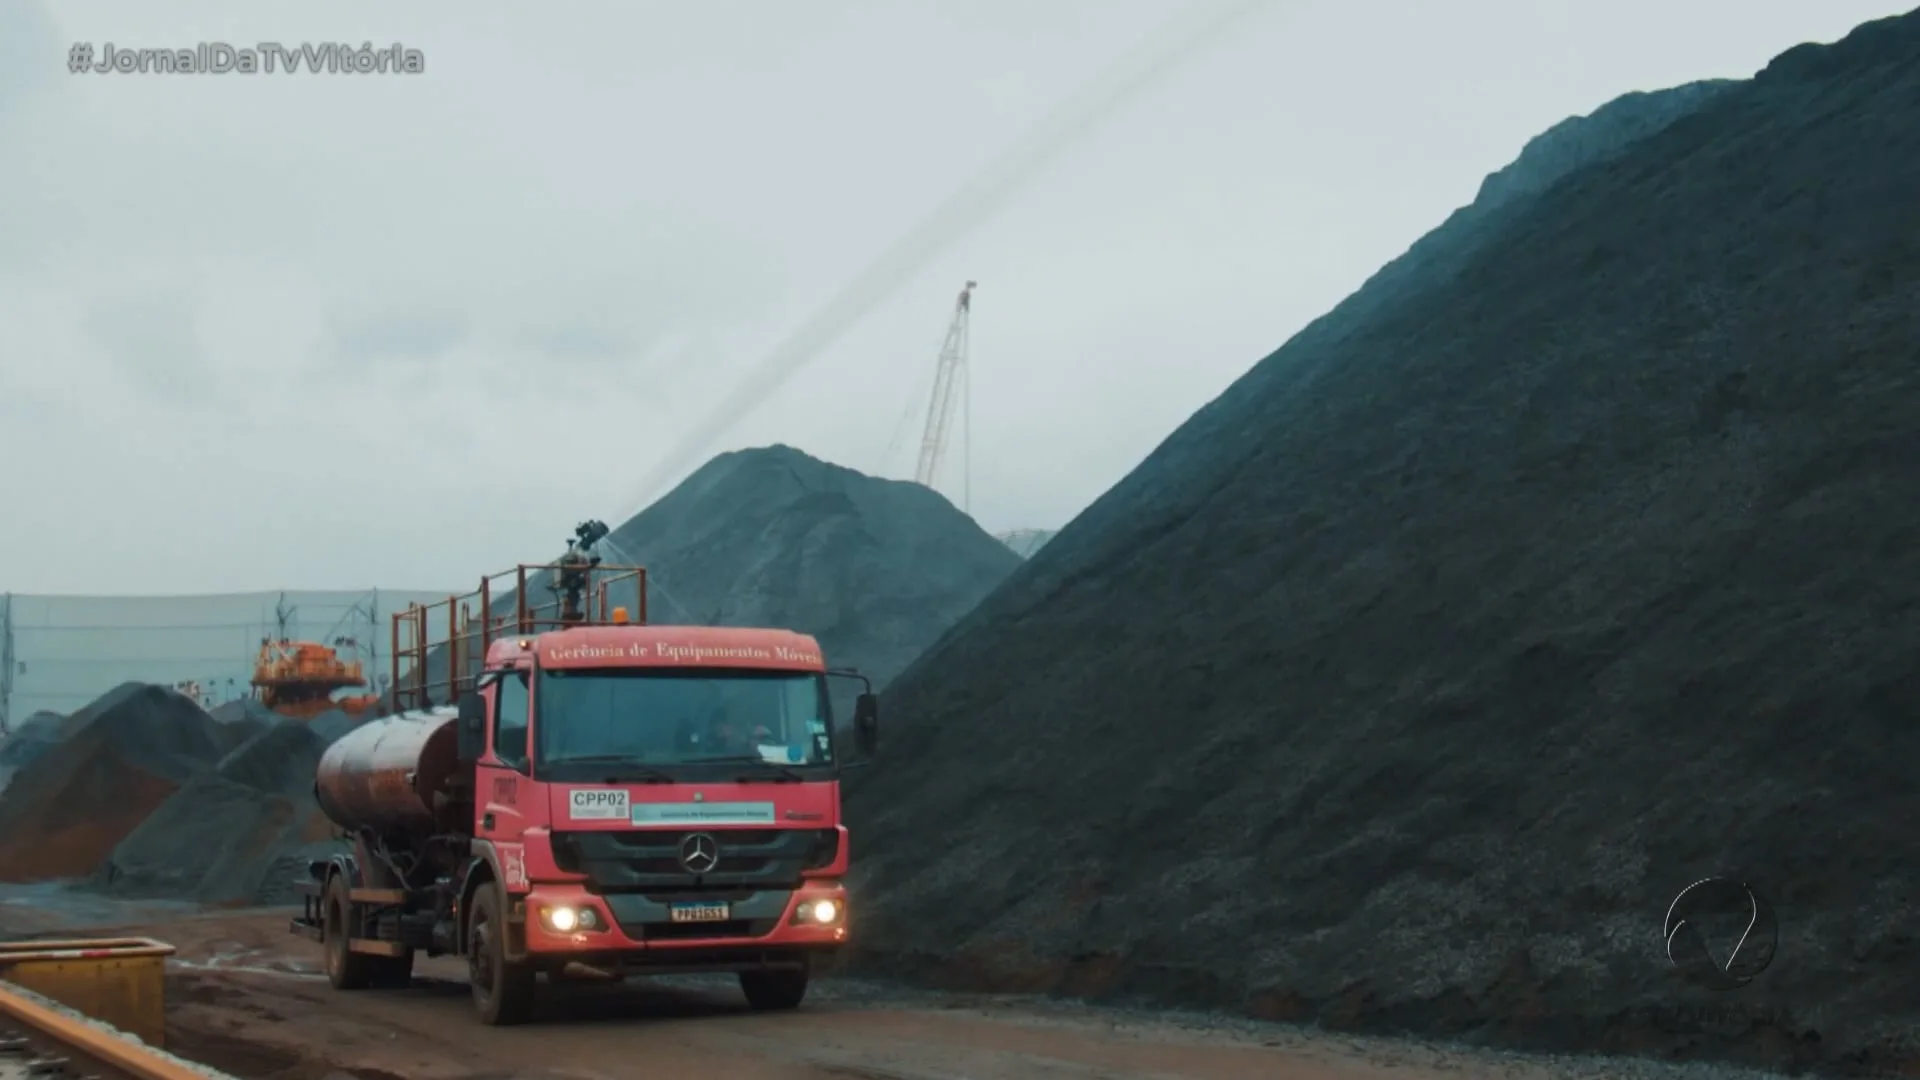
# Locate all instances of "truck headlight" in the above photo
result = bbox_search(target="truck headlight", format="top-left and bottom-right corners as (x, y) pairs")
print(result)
(541, 905), (600, 932)
(806, 899), (839, 924)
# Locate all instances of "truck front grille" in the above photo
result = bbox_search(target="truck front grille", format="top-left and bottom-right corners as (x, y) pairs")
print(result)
(551, 828), (834, 891)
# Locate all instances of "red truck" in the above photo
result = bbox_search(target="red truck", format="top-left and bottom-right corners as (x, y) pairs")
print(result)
(290, 557), (878, 1025)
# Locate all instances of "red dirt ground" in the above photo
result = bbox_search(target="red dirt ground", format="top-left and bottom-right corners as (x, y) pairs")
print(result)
(17, 910), (1688, 1080)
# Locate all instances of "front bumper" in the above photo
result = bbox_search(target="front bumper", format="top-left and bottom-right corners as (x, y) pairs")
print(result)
(520, 880), (849, 968)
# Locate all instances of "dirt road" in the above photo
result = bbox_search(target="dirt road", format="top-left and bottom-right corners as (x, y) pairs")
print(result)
(18, 910), (1773, 1080)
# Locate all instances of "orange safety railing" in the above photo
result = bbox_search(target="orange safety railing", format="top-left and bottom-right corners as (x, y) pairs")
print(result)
(389, 563), (647, 712)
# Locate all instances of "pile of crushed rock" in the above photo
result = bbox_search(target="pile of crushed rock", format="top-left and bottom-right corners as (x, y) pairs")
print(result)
(847, 10), (1920, 1078)
(0, 683), (358, 905)
(412, 444), (1023, 722)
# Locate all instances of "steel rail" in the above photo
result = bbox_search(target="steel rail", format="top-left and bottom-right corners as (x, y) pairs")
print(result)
(0, 970), (238, 1080)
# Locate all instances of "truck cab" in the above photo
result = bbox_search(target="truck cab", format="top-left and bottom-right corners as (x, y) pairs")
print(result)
(291, 561), (879, 1025)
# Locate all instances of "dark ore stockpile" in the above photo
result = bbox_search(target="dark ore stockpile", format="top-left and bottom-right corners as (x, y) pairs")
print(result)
(0, 712), (65, 775)
(848, 11), (1920, 1077)
(0, 685), (227, 880)
(95, 716), (343, 906)
(420, 444), (1021, 706)
(601, 445), (1020, 686)
(0, 680), (359, 904)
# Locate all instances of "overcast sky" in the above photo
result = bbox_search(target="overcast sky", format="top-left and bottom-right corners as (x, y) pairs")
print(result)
(1, 0), (1908, 595)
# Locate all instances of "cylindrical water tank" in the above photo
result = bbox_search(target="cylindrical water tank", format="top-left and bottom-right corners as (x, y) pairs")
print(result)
(314, 708), (463, 837)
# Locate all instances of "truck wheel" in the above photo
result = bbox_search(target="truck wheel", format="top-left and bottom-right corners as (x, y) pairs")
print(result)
(468, 886), (535, 1025)
(739, 965), (809, 1011)
(323, 875), (377, 990)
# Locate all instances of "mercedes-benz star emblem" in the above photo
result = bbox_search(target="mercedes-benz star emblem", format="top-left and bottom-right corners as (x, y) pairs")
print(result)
(679, 832), (720, 875)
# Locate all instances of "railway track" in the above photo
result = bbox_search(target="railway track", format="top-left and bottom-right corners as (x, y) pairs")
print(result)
(0, 981), (235, 1080)
(0, 943), (238, 1080)
(0, 1018), (128, 1079)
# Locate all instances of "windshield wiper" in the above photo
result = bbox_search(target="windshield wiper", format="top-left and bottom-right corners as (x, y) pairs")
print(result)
(681, 755), (807, 782)
(549, 755), (675, 784)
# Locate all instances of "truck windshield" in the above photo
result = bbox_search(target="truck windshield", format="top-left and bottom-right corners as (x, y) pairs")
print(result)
(535, 668), (833, 771)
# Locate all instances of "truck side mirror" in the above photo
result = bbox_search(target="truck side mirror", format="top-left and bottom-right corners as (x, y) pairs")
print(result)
(852, 693), (879, 758)
(456, 691), (486, 762)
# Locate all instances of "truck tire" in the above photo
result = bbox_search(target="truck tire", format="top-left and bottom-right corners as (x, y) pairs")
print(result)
(739, 965), (809, 1011)
(468, 886), (536, 1025)
(322, 875), (377, 990)
(323, 875), (414, 990)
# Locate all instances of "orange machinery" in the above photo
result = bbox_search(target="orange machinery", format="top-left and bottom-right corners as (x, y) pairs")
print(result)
(251, 638), (382, 720)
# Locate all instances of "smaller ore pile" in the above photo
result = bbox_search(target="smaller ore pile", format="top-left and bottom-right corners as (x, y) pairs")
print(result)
(0, 683), (359, 905)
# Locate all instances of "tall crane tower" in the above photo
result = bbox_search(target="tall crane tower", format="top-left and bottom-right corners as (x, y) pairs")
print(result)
(914, 281), (975, 510)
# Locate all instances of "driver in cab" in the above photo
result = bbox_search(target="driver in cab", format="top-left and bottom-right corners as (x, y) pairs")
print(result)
(705, 717), (774, 756)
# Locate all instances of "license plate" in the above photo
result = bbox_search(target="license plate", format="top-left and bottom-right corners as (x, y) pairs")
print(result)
(668, 901), (730, 924)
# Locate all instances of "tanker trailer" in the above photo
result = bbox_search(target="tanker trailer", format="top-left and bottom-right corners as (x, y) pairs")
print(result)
(292, 706), (470, 990)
